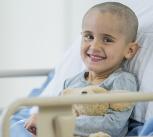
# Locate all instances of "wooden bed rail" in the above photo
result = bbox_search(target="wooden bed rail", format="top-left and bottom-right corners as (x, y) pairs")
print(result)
(2, 92), (153, 137)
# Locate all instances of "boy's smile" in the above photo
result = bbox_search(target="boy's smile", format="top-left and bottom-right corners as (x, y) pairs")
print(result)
(87, 51), (107, 62)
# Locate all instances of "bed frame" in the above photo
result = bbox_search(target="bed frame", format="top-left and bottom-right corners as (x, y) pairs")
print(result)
(1, 70), (153, 137)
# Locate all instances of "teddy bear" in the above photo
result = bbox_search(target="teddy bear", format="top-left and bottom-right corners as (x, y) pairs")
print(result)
(62, 85), (134, 137)
(62, 85), (133, 116)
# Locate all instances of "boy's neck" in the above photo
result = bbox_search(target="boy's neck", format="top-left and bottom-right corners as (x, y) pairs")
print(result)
(86, 72), (109, 84)
(86, 68), (122, 84)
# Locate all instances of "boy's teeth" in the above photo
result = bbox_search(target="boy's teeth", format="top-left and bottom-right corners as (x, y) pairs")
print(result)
(90, 55), (102, 59)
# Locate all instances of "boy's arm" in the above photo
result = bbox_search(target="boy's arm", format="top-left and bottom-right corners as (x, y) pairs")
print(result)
(75, 107), (133, 137)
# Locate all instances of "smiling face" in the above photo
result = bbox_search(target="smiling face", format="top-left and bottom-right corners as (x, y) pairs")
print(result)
(81, 10), (136, 76)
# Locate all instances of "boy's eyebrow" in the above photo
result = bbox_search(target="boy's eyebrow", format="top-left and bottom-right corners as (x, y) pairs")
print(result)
(102, 33), (116, 40)
(82, 31), (116, 40)
(82, 31), (93, 34)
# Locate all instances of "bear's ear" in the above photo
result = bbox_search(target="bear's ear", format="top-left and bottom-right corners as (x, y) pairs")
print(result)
(62, 88), (81, 95)
(62, 88), (73, 95)
(81, 85), (107, 94)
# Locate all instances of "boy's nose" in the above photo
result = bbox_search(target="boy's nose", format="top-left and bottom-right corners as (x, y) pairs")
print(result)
(90, 40), (102, 49)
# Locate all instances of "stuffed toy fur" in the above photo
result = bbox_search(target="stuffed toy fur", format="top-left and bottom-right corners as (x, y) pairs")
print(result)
(62, 85), (134, 137)
(62, 85), (133, 116)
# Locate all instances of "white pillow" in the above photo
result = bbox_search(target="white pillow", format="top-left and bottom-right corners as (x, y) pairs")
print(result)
(143, 57), (153, 121)
(41, 37), (85, 97)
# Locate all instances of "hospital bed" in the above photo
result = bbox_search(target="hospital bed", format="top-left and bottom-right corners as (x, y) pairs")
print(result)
(1, 0), (153, 136)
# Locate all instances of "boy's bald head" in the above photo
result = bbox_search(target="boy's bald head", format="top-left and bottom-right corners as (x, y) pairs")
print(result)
(83, 2), (138, 43)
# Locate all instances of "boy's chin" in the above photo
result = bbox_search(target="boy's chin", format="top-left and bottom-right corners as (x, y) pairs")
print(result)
(88, 67), (105, 74)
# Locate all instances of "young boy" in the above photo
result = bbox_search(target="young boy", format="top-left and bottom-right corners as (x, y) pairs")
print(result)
(25, 2), (139, 137)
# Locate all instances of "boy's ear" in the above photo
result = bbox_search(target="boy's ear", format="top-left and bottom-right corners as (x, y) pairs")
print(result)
(124, 42), (139, 60)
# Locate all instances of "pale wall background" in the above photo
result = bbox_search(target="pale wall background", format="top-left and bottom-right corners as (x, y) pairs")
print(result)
(0, 0), (105, 108)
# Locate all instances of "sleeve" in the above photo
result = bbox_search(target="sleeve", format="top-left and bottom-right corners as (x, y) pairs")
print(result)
(74, 73), (138, 137)
(111, 73), (138, 91)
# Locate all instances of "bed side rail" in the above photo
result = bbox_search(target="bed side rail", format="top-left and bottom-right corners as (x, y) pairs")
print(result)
(0, 69), (52, 78)
(2, 92), (153, 137)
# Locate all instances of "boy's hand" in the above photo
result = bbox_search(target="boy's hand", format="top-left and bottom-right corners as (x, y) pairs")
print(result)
(24, 114), (37, 135)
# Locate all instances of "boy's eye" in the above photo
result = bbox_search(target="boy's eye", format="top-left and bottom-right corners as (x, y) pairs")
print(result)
(103, 37), (113, 43)
(83, 34), (94, 41)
